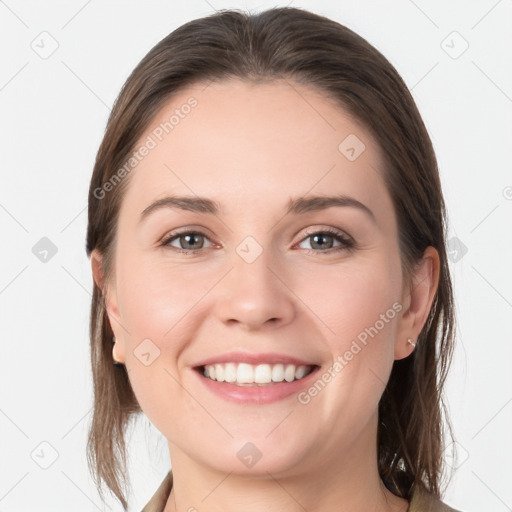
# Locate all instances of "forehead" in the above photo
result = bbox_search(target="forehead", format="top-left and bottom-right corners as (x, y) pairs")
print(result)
(120, 78), (391, 222)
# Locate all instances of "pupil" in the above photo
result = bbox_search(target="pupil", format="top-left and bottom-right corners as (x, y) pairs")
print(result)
(312, 234), (333, 250)
(182, 233), (202, 250)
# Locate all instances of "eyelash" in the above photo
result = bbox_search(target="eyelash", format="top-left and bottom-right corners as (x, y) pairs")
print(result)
(160, 227), (355, 256)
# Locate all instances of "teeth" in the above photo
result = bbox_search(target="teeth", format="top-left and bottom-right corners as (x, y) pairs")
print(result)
(201, 362), (313, 385)
(214, 363), (224, 382)
(271, 364), (285, 382)
(224, 362), (237, 382)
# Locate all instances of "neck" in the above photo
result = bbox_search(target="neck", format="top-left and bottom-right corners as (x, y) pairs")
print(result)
(163, 412), (408, 512)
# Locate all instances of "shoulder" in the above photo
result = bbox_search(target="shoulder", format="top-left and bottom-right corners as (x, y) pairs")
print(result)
(141, 470), (173, 512)
(409, 484), (462, 512)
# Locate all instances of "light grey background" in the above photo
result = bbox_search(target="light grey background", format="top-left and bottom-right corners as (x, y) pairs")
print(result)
(1, 1), (511, 511)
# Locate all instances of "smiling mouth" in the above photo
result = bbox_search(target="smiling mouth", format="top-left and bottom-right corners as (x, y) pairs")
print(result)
(195, 362), (319, 386)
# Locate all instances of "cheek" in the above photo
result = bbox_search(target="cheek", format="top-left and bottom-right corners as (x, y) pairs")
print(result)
(299, 258), (400, 345)
(293, 262), (401, 434)
(116, 252), (213, 338)
(114, 258), (190, 428)
(293, 255), (402, 412)
(113, 255), (218, 410)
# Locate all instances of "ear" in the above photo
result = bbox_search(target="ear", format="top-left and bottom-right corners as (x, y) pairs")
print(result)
(395, 246), (440, 360)
(90, 249), (126, 364)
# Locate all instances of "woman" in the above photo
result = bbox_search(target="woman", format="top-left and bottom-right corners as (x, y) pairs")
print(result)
(86, 7), (461, 512)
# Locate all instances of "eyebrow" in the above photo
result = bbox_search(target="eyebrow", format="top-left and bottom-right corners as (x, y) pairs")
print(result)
(139, 194), (376, 224)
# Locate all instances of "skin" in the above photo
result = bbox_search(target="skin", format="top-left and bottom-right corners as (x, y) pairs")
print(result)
(91, 78), (439, 512)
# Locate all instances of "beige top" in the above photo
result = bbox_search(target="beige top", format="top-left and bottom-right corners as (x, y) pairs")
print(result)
(141, 470), (461, 512)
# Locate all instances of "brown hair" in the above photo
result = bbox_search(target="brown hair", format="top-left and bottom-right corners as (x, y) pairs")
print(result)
(85, 6), (456, 509)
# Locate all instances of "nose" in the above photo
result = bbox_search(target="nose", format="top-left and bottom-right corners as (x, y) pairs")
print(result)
(214, 245), (296, 332)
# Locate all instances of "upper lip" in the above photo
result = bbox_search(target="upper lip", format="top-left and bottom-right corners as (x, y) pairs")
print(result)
(193, 351), (318, 368)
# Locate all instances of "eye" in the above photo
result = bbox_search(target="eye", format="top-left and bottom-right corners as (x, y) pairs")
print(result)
(296, 227), (355, 254)
(160, 227), (355, 256)
(161, 230), (214, 254)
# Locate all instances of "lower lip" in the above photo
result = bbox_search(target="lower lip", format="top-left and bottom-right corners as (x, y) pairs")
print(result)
(193, 366), (321, 404)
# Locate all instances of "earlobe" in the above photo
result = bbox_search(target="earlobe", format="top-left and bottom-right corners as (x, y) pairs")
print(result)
(112, 336), (125, 366)
(395, 246), (440, 360)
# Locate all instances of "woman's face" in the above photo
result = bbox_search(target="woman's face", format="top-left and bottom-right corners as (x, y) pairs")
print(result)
(93, 78), (436, 477)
